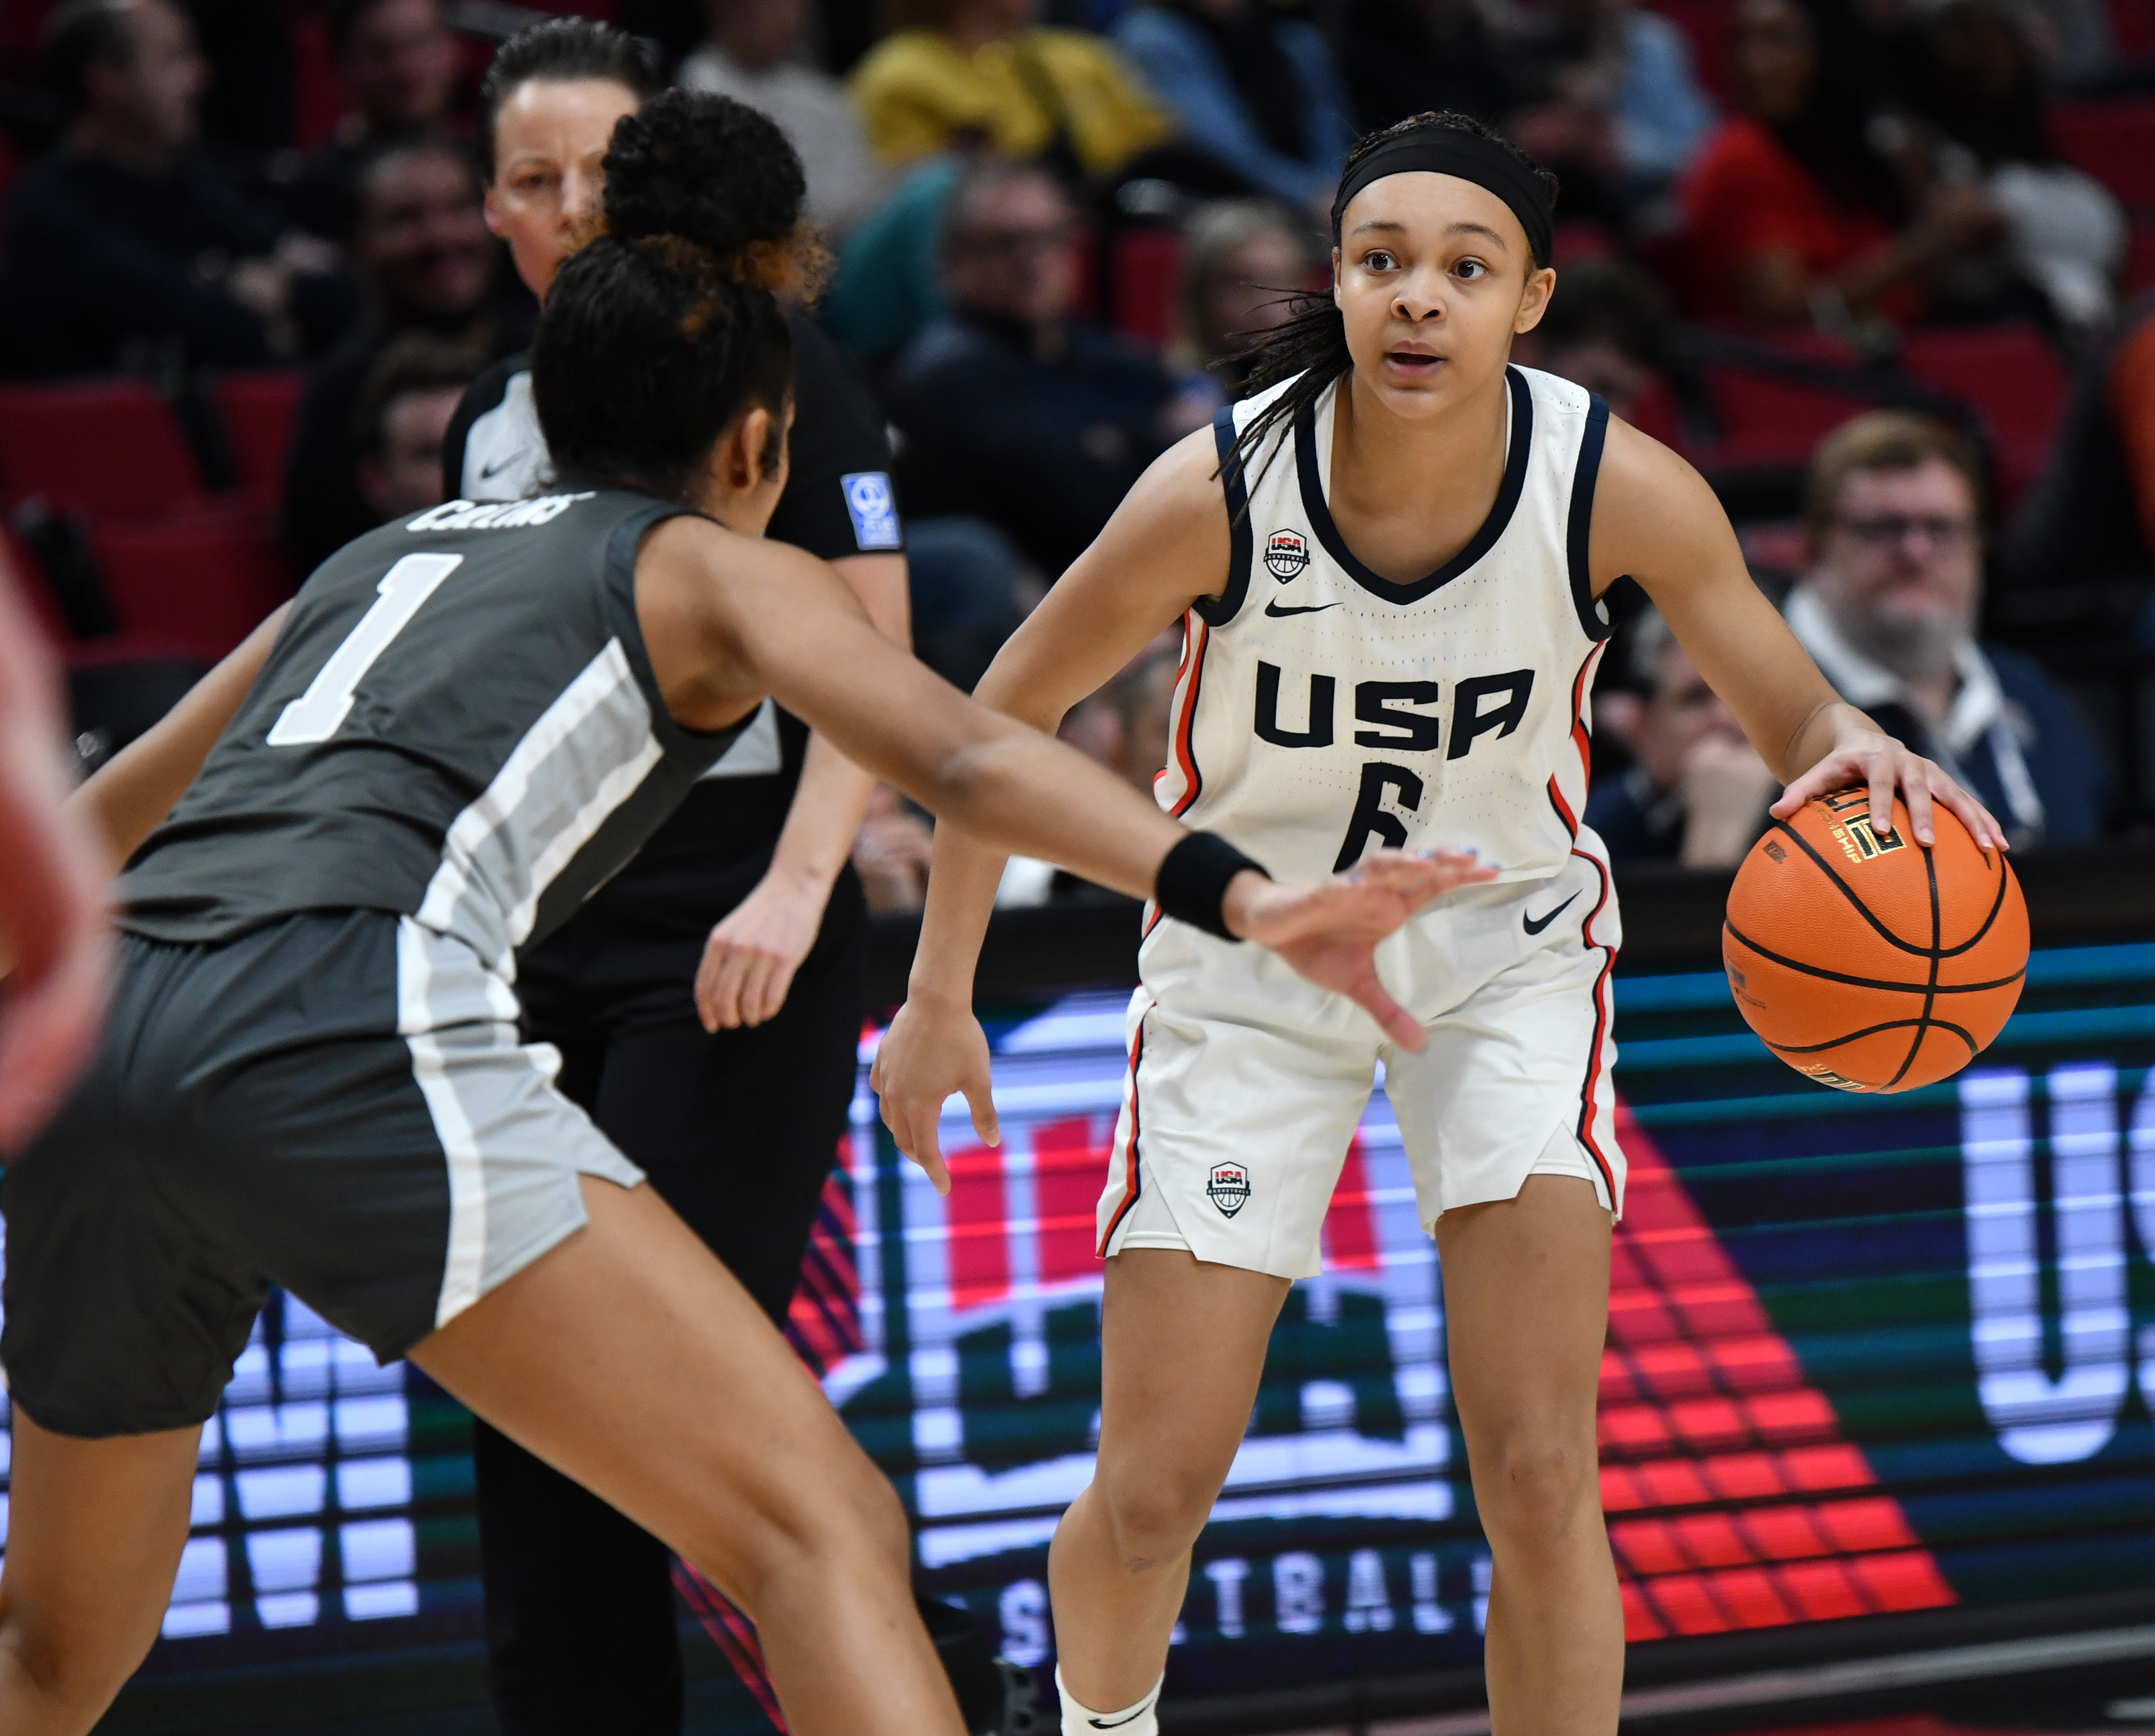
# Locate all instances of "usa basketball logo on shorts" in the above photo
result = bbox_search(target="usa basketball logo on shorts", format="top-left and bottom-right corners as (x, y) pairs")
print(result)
(1207, 1162), (1252, 1217)
(1264, 530), (1310, 580)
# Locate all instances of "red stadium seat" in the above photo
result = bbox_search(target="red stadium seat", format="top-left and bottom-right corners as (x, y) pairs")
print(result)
(1112, 227), (1184, 348)
(2049, 98), (2155, 212)
(1899, 324), (2067, 443)
(215, 369), (305, 504)
(1688, 336), (1873, 469)
(1900, 324), (2068, 510)
(90, 514), (293, 662)
(1624, 378), (1685, 448)
(0, 380), (206, 519)
(1553, 220), (1622, 263)
(1693, 369), (1877, 467)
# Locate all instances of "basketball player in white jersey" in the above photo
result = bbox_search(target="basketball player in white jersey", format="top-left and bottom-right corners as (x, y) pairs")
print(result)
(872, 112), (2007, 1736)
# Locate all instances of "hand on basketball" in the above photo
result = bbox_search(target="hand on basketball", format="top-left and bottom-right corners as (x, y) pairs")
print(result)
(1228, 848), (1498, 1051)
(694, 864), (831, 1031)
(870, 993), (998, 1195)
(1773, 724), (2008, 853)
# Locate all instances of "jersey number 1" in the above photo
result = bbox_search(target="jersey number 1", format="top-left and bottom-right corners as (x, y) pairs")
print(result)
(267, 553), (464, 747)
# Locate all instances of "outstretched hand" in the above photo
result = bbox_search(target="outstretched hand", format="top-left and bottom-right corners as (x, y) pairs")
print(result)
(1772, 723), (2007, 853)
(870, 992), (996, 1197)
(873, 846), (1494, 1194)
(1227, 847), (1497, 1051)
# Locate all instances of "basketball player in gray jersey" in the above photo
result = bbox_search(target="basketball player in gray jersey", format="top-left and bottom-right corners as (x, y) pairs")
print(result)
(447, 33), (955, 1732)
(0, 94), (1492, 1736)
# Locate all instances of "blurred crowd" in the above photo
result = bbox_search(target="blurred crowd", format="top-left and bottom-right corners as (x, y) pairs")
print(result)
(2, 0), (2153, 904)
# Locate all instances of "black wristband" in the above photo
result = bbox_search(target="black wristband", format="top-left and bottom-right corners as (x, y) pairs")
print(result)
(1155, 831), (1270, 940)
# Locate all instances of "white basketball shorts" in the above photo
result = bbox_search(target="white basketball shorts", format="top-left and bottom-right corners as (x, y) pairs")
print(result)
(1099, 839), (1625, 1281)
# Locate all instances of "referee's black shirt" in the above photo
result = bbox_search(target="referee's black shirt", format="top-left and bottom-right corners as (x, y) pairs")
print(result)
(441, 311), (904, 925)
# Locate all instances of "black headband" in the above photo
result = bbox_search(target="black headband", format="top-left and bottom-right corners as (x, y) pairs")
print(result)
(1330, 130), (1555, 270)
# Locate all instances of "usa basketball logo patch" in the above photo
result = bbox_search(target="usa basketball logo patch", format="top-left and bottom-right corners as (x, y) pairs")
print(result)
(1264, 529), (1310, 580)
(1207, 1162), (1252, 1217)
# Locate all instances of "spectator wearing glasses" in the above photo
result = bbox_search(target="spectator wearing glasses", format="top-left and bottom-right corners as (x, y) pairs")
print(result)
(1785, 412), (2106, 847)
(887, 159), (1185, 586)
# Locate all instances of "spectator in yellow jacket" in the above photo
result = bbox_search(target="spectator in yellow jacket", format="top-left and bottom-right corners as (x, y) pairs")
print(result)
(848, 0), (1172, 176)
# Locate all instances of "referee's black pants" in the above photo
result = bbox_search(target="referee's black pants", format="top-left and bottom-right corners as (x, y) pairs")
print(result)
(475, 870), (867, 1736)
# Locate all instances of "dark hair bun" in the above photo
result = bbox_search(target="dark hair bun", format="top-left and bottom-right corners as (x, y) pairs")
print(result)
(603, 89), (806, 256)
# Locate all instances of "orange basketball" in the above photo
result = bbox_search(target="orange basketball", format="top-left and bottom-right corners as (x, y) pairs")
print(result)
(1722, 790), (2028, 1093)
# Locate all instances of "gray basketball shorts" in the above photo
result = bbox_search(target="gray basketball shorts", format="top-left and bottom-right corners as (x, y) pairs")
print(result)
(1, 910), (642, 1438)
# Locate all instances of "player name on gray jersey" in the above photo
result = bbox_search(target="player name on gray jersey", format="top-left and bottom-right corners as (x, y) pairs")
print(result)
(119, 489), (749, 971)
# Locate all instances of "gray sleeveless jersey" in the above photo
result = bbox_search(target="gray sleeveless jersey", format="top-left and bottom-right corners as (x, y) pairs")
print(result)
(118, 488), (750, 970)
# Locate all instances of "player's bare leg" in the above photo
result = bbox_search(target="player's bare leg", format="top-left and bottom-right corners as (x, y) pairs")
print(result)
(411, 1175), (966, 1736)
(1047, 1248), (1290, 1712)
(0, 1413), (200, 1735)
(1436, 1173), (1621, 1736)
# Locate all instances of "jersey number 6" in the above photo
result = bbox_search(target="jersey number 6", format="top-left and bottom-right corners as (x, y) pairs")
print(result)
(1335, 762), (1424, 871)
(267, 553), (464, 747)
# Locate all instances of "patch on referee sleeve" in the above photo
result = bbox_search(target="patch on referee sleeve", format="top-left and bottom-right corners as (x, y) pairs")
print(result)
(841, 472), (902, 550)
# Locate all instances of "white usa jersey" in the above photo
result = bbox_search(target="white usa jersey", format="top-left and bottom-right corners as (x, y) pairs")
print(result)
(1156, 364), (1614, 888)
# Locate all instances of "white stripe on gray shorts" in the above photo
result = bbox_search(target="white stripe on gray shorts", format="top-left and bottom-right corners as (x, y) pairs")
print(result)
(396, 919), (641, 1329)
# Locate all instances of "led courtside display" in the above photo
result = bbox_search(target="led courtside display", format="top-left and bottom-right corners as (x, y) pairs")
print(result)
(12, 940), (2153, 1725)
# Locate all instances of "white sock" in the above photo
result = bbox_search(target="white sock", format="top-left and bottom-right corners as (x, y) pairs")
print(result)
(1056, 1666), (1163, 1736)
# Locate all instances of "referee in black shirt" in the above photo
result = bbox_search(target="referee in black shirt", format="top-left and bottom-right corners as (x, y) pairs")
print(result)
(440, 26), (1008, 1736)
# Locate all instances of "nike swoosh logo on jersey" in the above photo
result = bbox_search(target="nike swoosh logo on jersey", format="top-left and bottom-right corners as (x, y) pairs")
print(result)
(1264, 600), (1342, 618)
(1523, 891), (1580, 935)
(477, 455), (517, 481)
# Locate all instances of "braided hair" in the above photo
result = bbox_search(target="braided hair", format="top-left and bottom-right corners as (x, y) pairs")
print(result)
(1220, 111), (1557, 504)
(533, 90), (828, 503)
